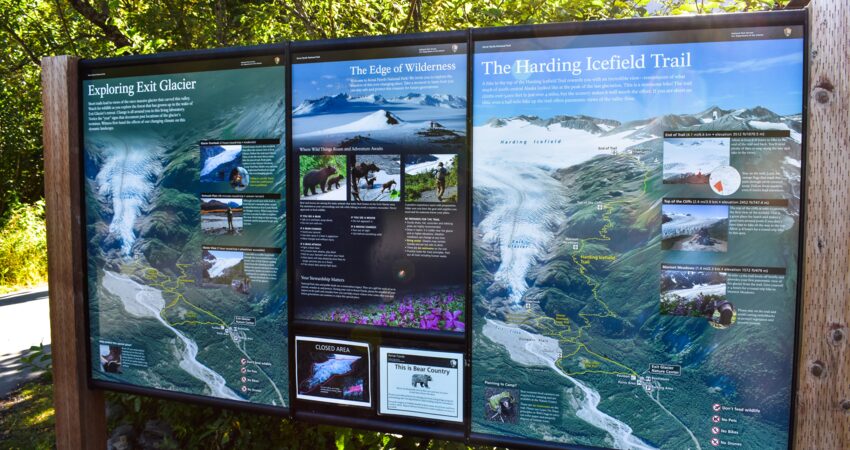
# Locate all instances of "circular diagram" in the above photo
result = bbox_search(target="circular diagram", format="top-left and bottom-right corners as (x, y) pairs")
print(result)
(708, 165), (741, 196)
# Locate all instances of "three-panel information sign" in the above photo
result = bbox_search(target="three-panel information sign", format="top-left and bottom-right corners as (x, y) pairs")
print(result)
(80, 10), (807, 449)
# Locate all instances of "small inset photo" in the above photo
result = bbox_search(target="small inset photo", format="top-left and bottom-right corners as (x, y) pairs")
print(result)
(200, 144), (242, 183)
(709, 301), (737, 329)
(229, 167), (250, 191)
(300, 154), (347, 201)
(350, 155), (401, 202)
(295, 336), (371, 407)
(484, 387), (519, 424)
(202, 249), (245, 287)
(100, 344), (122, 374)
(661, 204), (729, 252)
(403, 154), (458, 203)
(660, 269), (734, 327)
(201, 197), (243, 236)
(663, 137), (730, 184)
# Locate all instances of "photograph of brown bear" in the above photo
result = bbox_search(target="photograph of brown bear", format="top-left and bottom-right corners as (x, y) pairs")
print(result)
(299, 154), (348, 201)
(349, 154), (400, 202)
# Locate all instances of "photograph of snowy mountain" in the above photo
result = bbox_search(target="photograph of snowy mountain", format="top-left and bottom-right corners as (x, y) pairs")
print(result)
(292, 53), (466, 152)
(663, 137), (730, 184)
(661, 204), (729, 252)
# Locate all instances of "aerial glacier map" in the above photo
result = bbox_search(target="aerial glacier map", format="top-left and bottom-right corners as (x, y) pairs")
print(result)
(83, 59), (289, 407)
(470, 30), (803, 449)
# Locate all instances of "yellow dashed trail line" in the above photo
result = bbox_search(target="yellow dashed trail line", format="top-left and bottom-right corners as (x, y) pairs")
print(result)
(523, 154), (651, 378)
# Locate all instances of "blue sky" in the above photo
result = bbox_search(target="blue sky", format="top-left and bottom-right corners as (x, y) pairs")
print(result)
(473, 38), (803, 124)
(292, 54), (466, 105)
(663, 203), (729, 219)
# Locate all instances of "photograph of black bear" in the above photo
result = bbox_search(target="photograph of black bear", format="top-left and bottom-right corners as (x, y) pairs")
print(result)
(411, 373), (432, 388)
(299, 154), (348, 201)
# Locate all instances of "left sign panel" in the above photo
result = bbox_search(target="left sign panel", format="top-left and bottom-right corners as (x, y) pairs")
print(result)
(81, 52), (289, 408)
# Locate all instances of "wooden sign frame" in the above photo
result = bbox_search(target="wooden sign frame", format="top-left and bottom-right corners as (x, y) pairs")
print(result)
(41, 3), (848, 449)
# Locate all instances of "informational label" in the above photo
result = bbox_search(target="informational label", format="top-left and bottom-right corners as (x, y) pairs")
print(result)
(82, 54), (289, 408)
(295, 336), (371, 407)
(378, 347), (464, 422)
(291, 42), (468, 333)
(471, 25), (804, 449)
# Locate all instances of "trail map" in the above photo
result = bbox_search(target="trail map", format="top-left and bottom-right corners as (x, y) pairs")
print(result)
(471, 27), (803, 449)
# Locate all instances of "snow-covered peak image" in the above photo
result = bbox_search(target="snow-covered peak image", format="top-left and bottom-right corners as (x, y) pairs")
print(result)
(293, 92), (466, 117)
(293, 91), (466, 151)
(662, 137), (730, 184)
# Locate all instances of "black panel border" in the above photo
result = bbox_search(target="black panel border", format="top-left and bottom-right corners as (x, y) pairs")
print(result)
(287, 28), (472, 434)
(467, 9), (809, 450)
(289, 30), (468, 54)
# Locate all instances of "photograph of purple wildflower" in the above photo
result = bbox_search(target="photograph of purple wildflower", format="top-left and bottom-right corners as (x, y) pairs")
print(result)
(308, 290), (465, 333)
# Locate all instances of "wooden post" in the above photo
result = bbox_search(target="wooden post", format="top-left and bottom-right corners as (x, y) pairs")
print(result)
(42, 55), (107, 450)
(795, 2), (850, 449)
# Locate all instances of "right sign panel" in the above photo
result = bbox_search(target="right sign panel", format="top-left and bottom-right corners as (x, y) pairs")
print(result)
(471, 24), (804, 449)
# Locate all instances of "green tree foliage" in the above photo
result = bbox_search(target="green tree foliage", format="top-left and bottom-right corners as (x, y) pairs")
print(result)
(0, 0), (789, 217)
(105, 392), (476, 450)
(0, 200), (47, 293)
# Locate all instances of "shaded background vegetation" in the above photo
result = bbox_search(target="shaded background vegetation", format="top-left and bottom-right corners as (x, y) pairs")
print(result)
(0, 0), (791, 292)
(0, 0), (793, 448)
(0, 0), (788, 218)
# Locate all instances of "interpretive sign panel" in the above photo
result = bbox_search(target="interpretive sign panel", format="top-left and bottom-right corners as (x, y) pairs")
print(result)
(379, 347), (464, 422)
(81, 49), (289, 409)
(470, 20), (805, 450)
(290, 38), (468, 333)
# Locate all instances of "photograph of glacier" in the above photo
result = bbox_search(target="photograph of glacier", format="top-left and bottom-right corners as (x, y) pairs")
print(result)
(471, 35), (803, 450)
(292, 54), (466, 152)
(661, 204), (729, 252)
(202, 249), (245, 285)
(200, 144), (242, 183)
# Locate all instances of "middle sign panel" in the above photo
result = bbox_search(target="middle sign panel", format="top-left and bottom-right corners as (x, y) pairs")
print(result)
(290, 39), (469, 335)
